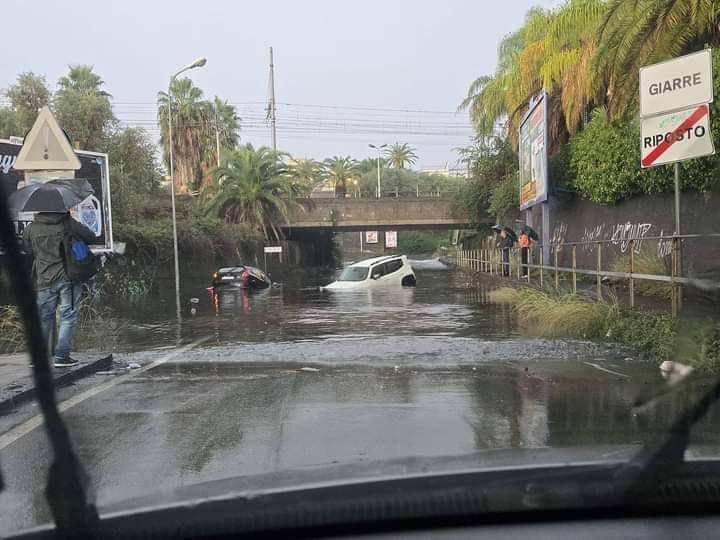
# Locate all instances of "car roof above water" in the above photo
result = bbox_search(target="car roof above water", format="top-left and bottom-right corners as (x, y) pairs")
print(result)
(348, 255), (405, 268)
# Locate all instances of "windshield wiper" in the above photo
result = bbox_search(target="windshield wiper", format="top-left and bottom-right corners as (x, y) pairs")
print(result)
(613, 372), (720, 497)
(0, 193), (98, 535)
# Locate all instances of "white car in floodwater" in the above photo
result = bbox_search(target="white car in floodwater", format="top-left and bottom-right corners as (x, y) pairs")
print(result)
(324, 255), (417, 290)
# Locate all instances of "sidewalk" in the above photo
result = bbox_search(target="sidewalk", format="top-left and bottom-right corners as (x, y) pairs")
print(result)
(0, 352), (113, 412)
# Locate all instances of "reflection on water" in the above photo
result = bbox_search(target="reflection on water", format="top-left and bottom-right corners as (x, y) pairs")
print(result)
(107, 259), (520, 351)
(99, 258), (720, 459)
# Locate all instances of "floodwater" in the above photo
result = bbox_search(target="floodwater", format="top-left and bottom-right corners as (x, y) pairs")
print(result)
(2, 258), (720, 533)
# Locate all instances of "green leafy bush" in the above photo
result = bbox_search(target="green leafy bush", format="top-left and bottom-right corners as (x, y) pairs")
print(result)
(569, 108), (671, 203)
(608, 312), (677, 360)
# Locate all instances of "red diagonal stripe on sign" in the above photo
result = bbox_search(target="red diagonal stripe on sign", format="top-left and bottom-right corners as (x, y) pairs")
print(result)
(642, 104), (709, 167)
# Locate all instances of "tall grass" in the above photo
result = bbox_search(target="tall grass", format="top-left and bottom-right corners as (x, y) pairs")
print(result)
(0, 305), (24, 353)
(489, 285), (720, 371)
(611, 249), (672, 300)
(0, 285), (127, 354)
(490, 286), (617, 338)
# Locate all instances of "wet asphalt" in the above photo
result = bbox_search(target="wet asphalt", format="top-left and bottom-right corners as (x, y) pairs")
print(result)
(0, 261), (717, 533)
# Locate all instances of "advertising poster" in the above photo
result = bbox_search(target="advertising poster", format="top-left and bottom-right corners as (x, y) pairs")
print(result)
(365, 231), (378, 244)
(0, 140), (113, 252)
(519, 92), (549, 210)
(385, 230), (397, 249)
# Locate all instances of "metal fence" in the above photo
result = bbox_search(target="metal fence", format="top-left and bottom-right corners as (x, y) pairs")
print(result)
(311, 186), (459, 199)
(451, 234), (720, 317)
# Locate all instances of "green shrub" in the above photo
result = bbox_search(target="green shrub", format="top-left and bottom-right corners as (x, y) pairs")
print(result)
(608, 312), (677, 360)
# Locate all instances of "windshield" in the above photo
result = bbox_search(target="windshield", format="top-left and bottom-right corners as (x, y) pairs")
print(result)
(1, 1), (720, 537)
(337, 266), (369, 281)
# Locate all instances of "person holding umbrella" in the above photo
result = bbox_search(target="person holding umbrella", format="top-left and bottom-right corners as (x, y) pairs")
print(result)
(12, 179), (98, 367)
(518, 224), (539, 277)
(492, 224), (516, 277)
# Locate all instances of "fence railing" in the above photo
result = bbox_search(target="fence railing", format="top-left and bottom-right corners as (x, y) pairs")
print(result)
(451, 234), (720, 317)
(310, 186), (459, 199)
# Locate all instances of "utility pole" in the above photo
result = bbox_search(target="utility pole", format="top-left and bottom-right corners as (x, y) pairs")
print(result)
(214, 102), (221, 167)
(269, 46), (277, 151)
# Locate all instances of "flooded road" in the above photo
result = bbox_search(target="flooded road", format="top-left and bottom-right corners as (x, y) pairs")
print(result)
(2, 258), (720, 532)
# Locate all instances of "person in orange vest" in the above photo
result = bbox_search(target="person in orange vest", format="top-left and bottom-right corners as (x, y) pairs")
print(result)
(518, 226), (534, 277)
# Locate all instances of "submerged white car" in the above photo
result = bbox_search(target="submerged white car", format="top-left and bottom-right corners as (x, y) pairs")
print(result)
(324, 255), (417, 290)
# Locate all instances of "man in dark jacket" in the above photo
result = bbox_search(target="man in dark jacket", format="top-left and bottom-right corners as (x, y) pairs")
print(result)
(22, 212), (96, 367)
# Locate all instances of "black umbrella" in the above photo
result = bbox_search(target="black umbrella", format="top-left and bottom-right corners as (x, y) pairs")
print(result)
(502, 226), (518, 242)
(8, 179), (94, 213)
(521, 225), (540, 241)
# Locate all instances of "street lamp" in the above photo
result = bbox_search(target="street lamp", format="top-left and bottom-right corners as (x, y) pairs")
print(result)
(168, 56), (207, 322)
(368, 143), (387, 198)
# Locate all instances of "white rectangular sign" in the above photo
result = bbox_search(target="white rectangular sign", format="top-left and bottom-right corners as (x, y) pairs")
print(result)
(640, 104), (714, 168)
(264, 246), (282, 253)
(385, 230), (397, 249)
(640, 49), (713, 118)
(365, 231), (378, 244)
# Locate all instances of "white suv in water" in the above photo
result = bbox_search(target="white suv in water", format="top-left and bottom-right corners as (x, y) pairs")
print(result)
(324, 255), (417, 290)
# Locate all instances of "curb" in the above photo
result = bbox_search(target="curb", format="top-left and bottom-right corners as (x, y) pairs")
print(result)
(0, 354), (114, 413)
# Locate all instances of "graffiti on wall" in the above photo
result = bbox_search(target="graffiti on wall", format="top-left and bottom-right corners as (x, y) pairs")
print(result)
(657, 230), (673, 258)
(550, 222), (568, 253)
(580, 225), (604, 252)
(609, 221), (653, 253)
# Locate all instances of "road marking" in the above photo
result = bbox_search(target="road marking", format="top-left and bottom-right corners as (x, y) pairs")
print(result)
(0, 338), (210, 450)
(641, 104), (709, 167)
(584, 362), (629, 379)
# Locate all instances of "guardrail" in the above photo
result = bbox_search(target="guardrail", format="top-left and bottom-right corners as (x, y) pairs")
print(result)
(452, 234), (720, 317)
(310, 187), (460, 199)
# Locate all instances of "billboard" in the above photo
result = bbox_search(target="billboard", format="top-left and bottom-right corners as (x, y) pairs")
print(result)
(519, 92), (549, 210)
(0, 140), (114, 252)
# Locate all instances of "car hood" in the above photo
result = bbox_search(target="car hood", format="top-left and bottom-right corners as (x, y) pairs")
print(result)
(101, 445), (638, 515)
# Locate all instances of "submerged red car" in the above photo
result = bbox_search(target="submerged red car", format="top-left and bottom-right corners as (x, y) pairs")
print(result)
(211, 265), (272, 289)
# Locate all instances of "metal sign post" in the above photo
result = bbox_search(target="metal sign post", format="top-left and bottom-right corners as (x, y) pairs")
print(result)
(639, 48), (714, 311)
(640, 50), (715, 233)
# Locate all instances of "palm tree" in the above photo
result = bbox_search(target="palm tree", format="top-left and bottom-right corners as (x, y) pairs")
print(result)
(289, 158), (321, 195)
(323, 156), (358, 198)
(199, 97), (241, 188)
(202, 144), (300, 240)
(157, 78), (211, 193)
(57, 65), (111, 96)
(593, 0), (719, 119)
(385, 143), (418, 169)
(54, 65), (116, 150)
(459, 1), (607, 144)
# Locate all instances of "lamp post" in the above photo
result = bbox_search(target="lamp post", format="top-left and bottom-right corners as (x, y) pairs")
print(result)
(368, 143), (387, 198)
(168, 56), (207, 322)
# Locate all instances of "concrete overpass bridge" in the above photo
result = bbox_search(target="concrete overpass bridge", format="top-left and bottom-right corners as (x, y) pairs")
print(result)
(285, 197), (475, 231)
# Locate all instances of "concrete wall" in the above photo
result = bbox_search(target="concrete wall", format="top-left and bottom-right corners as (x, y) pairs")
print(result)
(287, 198), (473, 230)
(541, 191), (720, 277)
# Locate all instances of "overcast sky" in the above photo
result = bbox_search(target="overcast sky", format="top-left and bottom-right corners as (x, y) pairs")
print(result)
(2, 0), (560, 168)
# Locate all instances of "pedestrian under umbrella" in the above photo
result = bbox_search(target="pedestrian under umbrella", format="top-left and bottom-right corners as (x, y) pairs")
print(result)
(8, 179), (94, 214)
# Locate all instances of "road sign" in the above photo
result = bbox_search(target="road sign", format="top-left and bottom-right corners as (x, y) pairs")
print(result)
(640, 49), (713, 118)
(641, 104), (714, 168)
(264, 246), (282, 253)
(385, 230), (397, 249)
(14, 106), (81, 171)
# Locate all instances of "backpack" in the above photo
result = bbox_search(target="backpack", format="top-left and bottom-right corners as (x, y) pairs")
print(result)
(62, 220), (99, 282)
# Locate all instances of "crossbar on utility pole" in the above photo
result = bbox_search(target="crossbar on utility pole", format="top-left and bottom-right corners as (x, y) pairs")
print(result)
(269, 47), (277, 151)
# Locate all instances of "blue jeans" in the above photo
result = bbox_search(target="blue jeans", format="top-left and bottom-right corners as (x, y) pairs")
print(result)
(36, 281), (82, 360)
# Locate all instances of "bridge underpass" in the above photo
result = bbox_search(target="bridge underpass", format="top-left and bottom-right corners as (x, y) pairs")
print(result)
(284, 197), (475, 232)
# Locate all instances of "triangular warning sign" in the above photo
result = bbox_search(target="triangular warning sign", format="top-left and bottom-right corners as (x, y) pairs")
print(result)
(14, 106), (81, 171)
